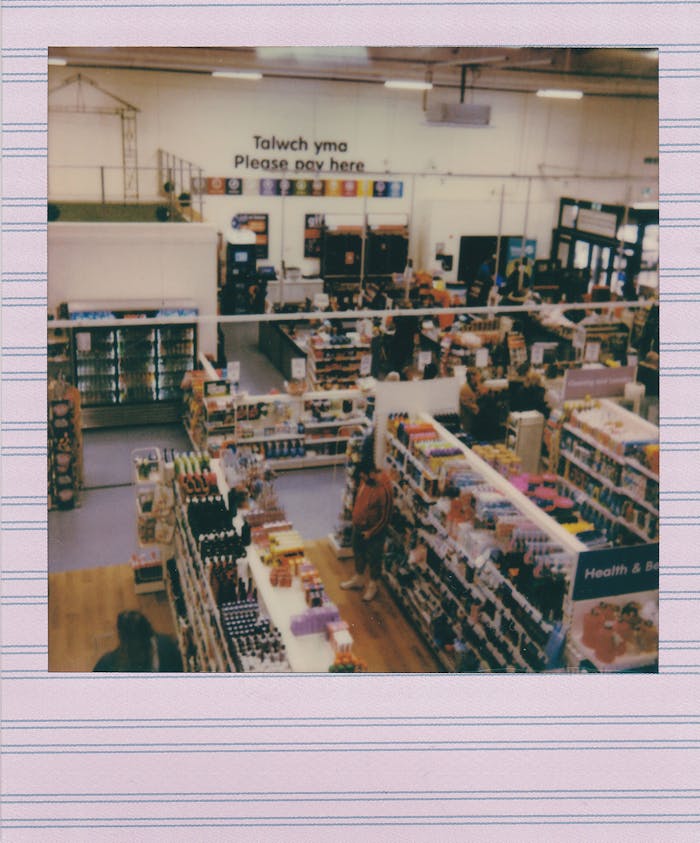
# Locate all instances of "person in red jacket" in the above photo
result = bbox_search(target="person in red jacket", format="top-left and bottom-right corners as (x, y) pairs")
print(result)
(341, 458), (393, 602)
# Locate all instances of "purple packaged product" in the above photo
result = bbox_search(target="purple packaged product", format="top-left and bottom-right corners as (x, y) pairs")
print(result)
(291, 603), (340, 635)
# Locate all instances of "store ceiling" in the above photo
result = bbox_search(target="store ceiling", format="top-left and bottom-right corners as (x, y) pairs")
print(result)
(48, 47), (658, 99)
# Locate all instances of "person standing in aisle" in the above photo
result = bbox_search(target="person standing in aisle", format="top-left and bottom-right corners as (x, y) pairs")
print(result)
(93, 610), (183, 672)
(341, 458), (393, 602)
(459, 367), (485, 436)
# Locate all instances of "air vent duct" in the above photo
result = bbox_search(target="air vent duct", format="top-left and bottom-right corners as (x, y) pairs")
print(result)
(425, 102), (491, 127)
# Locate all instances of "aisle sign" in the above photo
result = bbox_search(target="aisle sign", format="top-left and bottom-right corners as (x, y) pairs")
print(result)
(291, 357), (307, 380)
(576, 207), (618, 239)
(76, 332), (91, 353)
(530, 343), (545, 366)
(506, 237), (537, 263)
(227, 360), (241, 383)
(204, 380), (231, 397)
(417, 351), (432, 372)
(585, 342), (601, 362)
(572, 544), (659, 602)
(304, 213), (324, 258)
(360, 354), (372, 377)
(563, 365), (636, 399)
(569, 544), (659, 672)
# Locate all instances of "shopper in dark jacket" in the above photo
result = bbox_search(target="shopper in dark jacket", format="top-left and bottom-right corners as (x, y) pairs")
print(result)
(510, 369), (548, 418)
(93, 610), (183, 672)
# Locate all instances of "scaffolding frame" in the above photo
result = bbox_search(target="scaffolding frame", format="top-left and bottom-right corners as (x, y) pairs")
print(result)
(49, 73), (141, 202)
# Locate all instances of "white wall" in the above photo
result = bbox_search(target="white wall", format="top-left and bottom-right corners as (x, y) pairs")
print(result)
(48, 223), (219, 354)
(48, 67), (659, 277)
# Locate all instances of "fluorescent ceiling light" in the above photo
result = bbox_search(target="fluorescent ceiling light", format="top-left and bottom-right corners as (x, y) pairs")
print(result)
(48, 57), (67, 66)
(385, 79), (433, 91)
(631, 201), (659, 210)
(212, 70), (263, 81)
(536, 89), (584, 100)
(257, 47), (368, 64)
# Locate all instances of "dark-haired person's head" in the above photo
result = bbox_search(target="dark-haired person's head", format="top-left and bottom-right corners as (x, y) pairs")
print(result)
(116, 611), (155, 671)
(357, 458), (377, 484)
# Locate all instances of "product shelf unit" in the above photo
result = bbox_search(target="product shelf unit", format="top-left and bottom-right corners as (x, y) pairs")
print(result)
(67, 299), (198, 428)
(190, 387), (371, 468)
(436, 317), (503, 376)
(172, 485), (238, 673)
(211, 460), (337, 672)
(48, 325), (73, 381)
(306, 335), (370, 392)
(555, 399), (659, 546)
(48, 380), (83, 510)
(382, 413), (584, 673)
(166, 454), (337, 672)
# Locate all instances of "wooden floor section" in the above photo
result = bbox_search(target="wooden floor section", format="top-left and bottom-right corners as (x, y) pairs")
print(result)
(48, 540), (441, 673)
(48, 565), (176, 672)
(305, 539), (440, 673)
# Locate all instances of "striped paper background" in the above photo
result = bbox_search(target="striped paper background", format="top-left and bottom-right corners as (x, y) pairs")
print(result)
(2, 9), (700, 840)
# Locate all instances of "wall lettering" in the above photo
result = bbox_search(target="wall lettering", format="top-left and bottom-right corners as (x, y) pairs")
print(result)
(235, 134), (364, 173)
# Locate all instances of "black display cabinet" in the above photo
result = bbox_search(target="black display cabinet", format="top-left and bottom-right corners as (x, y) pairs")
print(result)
(221, 243), (260, 315)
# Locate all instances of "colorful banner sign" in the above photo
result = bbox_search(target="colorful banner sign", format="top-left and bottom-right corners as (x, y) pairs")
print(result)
(204, 177), (403, 198)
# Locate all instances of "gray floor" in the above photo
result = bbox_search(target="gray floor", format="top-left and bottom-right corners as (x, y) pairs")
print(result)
(222, 322), (286, 394)
(49, 446), (347, 572)
(48, 324), (349, 573)
(82, 424), (191, 488)
(273, 465), (347, 541)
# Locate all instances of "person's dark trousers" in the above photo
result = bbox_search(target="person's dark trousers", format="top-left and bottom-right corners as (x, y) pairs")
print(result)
(351, 528), (385, 580)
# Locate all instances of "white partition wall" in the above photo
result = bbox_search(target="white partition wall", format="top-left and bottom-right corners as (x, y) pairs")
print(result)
(48, 222), (219, 354)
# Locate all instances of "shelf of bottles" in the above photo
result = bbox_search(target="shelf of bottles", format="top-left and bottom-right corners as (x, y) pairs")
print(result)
(68, 303), (197, 409)
(438, 317), (502, 376)
(381, 413), (581, 673)
(164, 449), (299, 672)
(306, 332), (370, 391)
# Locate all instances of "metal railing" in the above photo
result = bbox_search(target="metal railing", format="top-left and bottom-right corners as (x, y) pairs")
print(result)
(48, 160), (205, 221)
(158, 150), (205, 221)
